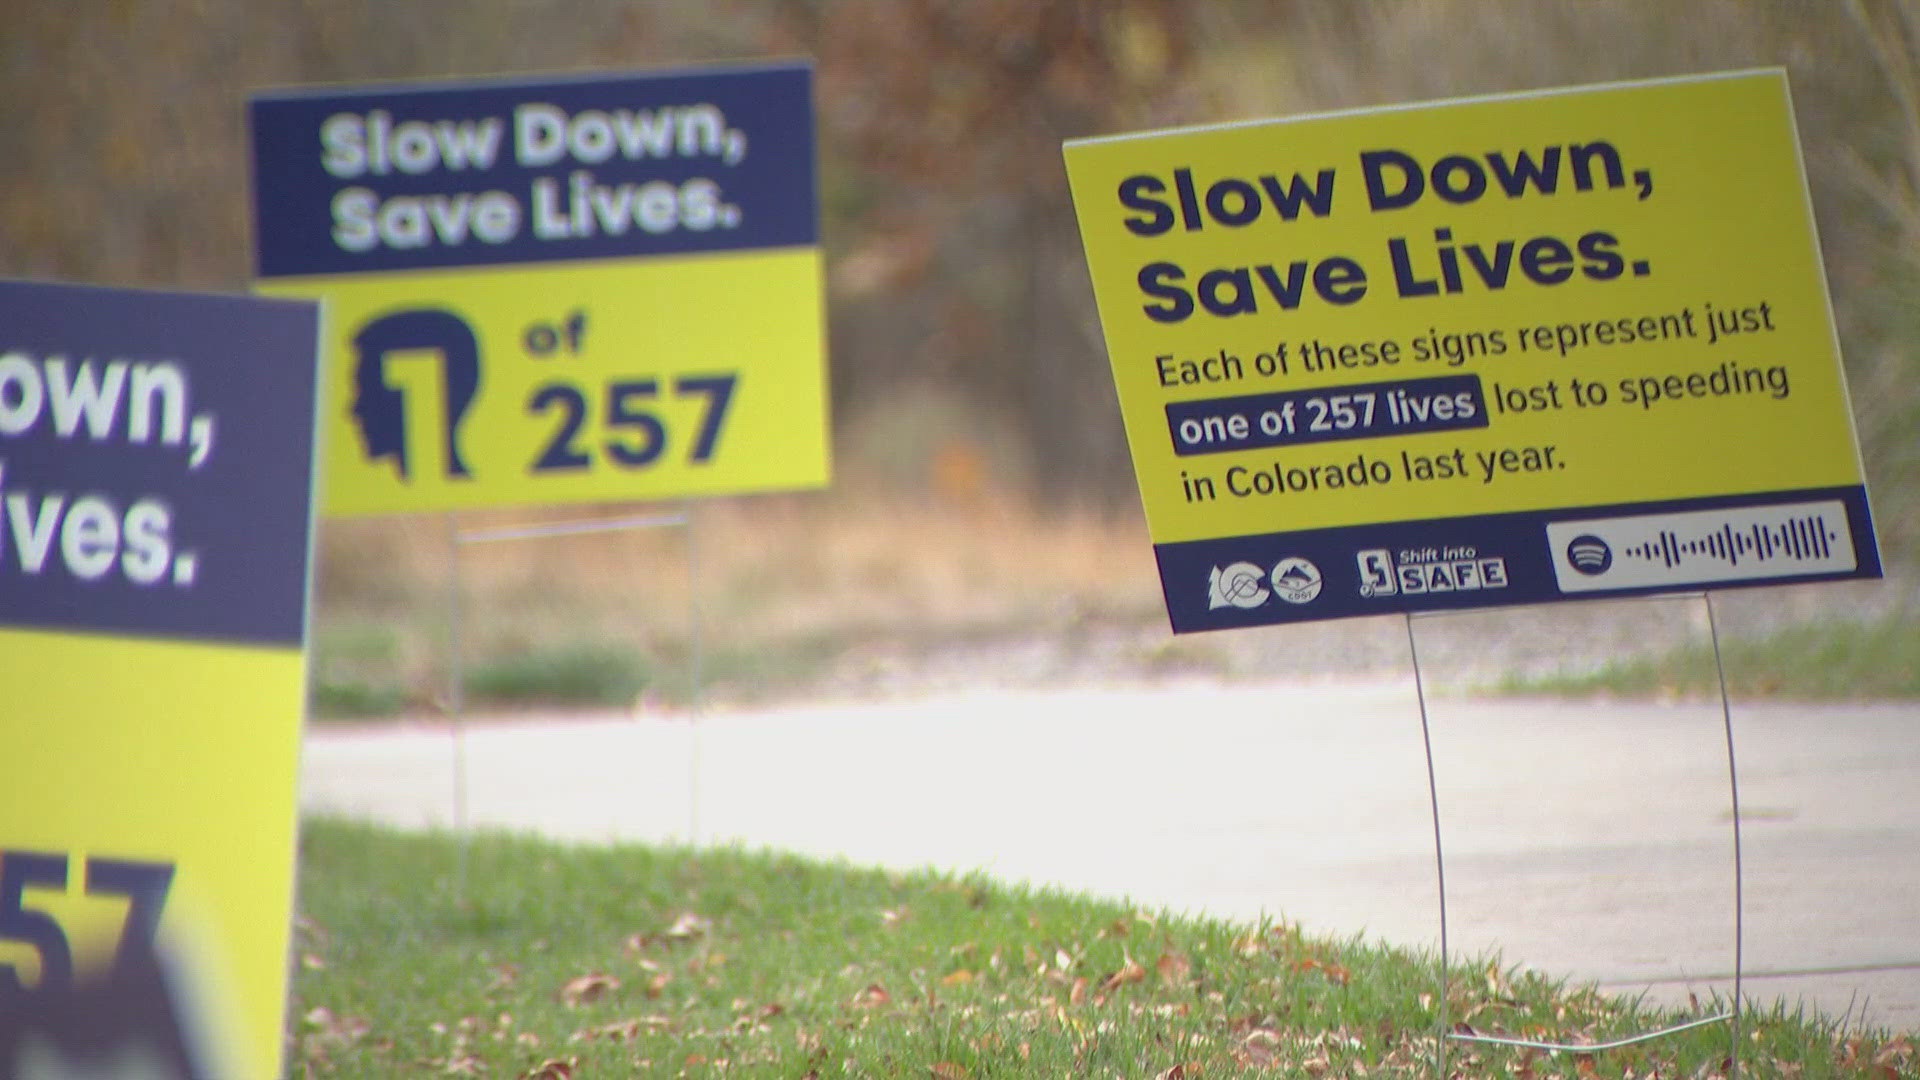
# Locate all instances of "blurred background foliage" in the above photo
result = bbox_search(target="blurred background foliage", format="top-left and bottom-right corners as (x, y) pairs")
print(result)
(3, 1), (1916, 707)
(3, 1), (1916, 521)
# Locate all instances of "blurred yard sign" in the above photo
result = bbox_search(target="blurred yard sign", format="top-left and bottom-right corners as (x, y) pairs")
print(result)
(1065, 70), (1881, 633)
(249, 62), (827, 516)
(0, 279), (321, 1078)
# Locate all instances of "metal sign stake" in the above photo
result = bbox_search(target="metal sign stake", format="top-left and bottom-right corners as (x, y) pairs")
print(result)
(1706, 590), (1748, 1080)
(1406, 595), (1747, 1077)
(448, 511), (470, 898)
(442, 506), (704, 897)
(684, 500), (705, 846)
(1403, 611), (1452, 1080)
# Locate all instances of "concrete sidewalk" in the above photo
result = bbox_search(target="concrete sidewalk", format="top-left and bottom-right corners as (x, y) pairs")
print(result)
(299, 681), (1920, 1031)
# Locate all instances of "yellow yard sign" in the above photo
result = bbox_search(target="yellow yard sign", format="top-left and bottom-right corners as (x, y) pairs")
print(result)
(251, 63), (827, 516)
(0, 279), (321, 1078)
(1065, 70), (1880, 630)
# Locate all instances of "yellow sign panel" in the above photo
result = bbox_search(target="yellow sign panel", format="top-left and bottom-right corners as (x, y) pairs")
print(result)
(0, 633), (305, 1079)
(1065, 70), (1880, 630)
(249, 63), (828, 517)
(0, 280), (319, 1076)
(260, 248), (825, 515)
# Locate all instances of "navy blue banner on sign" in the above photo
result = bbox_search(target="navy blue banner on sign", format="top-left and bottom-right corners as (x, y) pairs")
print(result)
(1154, 486), (1881, 632)
(250, 63), (818, 278)
(0, 280), (320, 646)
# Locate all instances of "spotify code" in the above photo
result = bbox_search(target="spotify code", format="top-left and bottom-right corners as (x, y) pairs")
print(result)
(1546, 500), (1857, 594)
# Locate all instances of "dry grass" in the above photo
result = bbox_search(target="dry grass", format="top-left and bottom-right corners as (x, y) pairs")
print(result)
(311, 480), (1176, 711)
(321, 493), (1161, 639)
(312, 481), (1918, 717)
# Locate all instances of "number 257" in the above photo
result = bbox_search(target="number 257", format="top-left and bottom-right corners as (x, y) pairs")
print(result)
(528, 374), (737, 473)
(0, 850), (173, 993)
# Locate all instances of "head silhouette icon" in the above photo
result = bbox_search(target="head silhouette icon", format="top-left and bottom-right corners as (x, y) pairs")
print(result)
(350, 308), (481, 479)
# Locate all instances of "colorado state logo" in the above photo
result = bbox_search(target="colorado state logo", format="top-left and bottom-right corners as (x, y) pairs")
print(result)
(1208, 562), (1270, 609)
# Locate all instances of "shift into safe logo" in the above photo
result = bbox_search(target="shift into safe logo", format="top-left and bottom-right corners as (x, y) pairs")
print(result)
(1356, 546), (1510, 598)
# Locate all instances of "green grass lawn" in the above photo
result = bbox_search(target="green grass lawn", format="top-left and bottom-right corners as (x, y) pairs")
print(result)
(1505, 612), (1920, 701)
(289, 820), (1914, 1078)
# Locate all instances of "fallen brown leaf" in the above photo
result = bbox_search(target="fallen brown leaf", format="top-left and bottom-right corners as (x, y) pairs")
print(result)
(941, 969), (975, 986)
(558, 972), (620, 1007)
(665, 912), (712, 940)
(1294, 957), (1351, 986)
(930, 1062), (971, 1079)
(299, 1007), (369, 1047)
(852, 983), (891, 1009)
(1099, 952), (1147, 994)
(517, 1057), (576, 1080)
(578, 1020), (635, 1044)
(571, 1016), (674, 1043)
(1155, 951), (1193, 985)
(1876, 1035), (1914, 1065)
(1236, 1028), (1281, 1067)
(438, 1053), (484, 1076)
(296, 1006), (370, 1066)
(1068, 976), (1089, 1006)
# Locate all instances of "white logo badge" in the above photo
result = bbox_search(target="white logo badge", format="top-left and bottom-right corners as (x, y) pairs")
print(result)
(1208, 562), (1270, 609)
(1356, 548), (1396, 597)
(1270, 557), (1324, 604)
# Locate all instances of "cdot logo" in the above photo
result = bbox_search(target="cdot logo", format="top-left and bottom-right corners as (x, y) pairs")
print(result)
(1270, 557), (1323, 604)
(1208, 562), (1270, 610)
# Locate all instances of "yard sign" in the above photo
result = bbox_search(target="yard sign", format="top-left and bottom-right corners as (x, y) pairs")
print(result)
(251, 62), (827, 516)
(1065, 70), (1880, 631)
(0, 279), (321, 1079)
